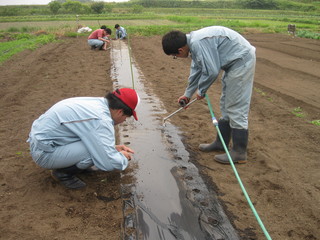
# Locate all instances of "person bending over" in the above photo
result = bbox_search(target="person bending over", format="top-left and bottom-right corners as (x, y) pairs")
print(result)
(162, 26), (256, 164)
(88, 25), (112, 50)
(27, 88), (140, 189)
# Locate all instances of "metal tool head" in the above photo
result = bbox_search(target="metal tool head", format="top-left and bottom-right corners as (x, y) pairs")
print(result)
(162, 98), (197, 127)
(162, 119), (167, 127)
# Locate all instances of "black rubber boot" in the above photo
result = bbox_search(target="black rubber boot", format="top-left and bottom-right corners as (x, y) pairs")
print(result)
(214, 128), (248, 164)
(51, 165), (86, 189)
(199, 119), (231, 152)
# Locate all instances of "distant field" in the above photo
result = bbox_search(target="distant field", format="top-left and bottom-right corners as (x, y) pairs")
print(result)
(0, 7), (318, 35)
(0, 19), (176, 31)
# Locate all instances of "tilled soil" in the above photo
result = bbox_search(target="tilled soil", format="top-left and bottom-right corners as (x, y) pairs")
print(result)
(0, 34), (319, 240)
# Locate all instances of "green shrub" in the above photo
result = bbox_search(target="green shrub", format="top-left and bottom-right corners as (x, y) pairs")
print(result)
(131, 4), (144, 14)
(64, 32), (78, 37)
(49, 1), (62, 15)
(34, 34), (56, 45)
(7, 27), (20, 32)
(240, 0), (277, 9)
(311, 120), (320, 126)
(296, 30), (320, 39)
(12, 33), (33, 40)
(91, 2), (105, 14)
(276, 0), (316, 11)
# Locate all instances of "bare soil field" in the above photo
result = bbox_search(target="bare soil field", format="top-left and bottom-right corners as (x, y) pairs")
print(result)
(0, 33), (319, 240)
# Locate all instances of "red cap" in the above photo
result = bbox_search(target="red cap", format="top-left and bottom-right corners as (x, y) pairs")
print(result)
(113, 88), (140, 120)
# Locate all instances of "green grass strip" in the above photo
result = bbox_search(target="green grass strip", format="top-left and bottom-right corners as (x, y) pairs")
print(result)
(0, 34), (56, 64)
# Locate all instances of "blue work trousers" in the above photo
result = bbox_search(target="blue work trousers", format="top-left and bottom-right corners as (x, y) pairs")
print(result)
(28, 138), (94, 170)
(88, 39), (104, 49)
(220, 49), (256, 129)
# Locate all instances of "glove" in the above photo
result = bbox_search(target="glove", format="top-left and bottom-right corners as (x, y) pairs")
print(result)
(178, 96), (190, 107)
(196, 94), (205, 100)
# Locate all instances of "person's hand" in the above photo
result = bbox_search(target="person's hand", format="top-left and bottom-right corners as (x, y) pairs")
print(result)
(116, 145), (134, 154)
(196, 94), (205, 100)
(120, 150), (132, 160)
(178, 96), (190, 108)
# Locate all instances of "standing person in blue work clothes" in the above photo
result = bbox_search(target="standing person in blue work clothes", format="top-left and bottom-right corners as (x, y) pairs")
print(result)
(27, 88), (140, 189)
(162, 26), (256, 164)
(114, 24), (127, 40)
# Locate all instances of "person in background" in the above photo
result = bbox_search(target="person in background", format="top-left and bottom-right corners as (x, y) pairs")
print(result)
(103, 27), (112, 49)
(114, 24), (127, 40)
(27, 88), (140, 189)
(162, 26), (256, 164)
(88, 25), (112, 50)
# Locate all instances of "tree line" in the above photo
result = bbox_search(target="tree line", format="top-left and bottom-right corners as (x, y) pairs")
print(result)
(0, 0), (316, 16)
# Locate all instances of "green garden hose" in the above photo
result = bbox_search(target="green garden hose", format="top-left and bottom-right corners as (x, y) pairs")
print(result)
(126, 33), (135, 89)
(205, 94), (272, 240)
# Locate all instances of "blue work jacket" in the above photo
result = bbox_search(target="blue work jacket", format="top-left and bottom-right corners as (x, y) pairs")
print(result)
(185, 26), (255, 98)
(28, 97), (128, 171)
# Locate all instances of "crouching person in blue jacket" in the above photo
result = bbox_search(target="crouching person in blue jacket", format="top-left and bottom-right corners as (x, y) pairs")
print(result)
(27, 88), (140, 189)
(114, 24), (127, 40)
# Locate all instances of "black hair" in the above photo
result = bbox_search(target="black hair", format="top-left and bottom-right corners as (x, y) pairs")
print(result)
(162, 30), (187, 55)
(100, 25), (107, 30)
(105, 89), (133, 117)
(105, 28), (112, 35)
(115, 24), (120, 29)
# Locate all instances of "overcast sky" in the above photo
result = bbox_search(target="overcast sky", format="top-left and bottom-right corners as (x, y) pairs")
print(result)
(0, 0), (128, 5)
